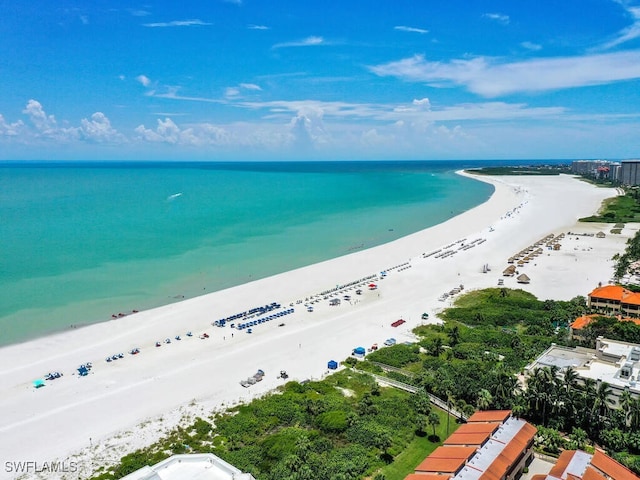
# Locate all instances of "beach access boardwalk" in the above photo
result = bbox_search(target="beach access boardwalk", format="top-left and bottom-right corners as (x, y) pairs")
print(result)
(358, 364), (468, 421)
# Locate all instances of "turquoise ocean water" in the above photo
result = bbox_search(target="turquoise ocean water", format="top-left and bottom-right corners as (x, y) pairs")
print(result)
(0, 160), (499, 346)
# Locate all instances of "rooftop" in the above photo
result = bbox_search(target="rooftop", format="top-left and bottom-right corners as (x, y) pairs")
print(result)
(527, 341), (640, 395)
(531, 449), (639, 480)
(121, 454), (256, 480)
(466, 410), (511, 423)
(529, 345), (594, 371)
(589, 285), (640, 306)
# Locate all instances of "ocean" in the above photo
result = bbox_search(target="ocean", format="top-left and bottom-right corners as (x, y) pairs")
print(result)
(0, 160), (519, 346)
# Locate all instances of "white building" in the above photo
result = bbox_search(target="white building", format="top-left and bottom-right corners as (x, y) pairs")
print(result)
(526, 337), (640, 406)
(121, 454), (256, 480)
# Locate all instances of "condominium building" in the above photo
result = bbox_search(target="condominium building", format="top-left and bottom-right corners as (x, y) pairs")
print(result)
(621, 160), (640, 186)
(404, 410), (638, 480)
(404, 410), (536, 480)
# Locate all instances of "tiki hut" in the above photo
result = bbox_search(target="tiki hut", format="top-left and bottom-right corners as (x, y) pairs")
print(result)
(503, 265), (517, 276)
(517, 273), (531, 284)
(596, 231), (606, 239)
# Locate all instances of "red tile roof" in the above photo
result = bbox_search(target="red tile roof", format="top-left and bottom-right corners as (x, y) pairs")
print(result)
(427, 446), (476, 460)
(548, 450), (576, 478)
(571, 315), (599, 330)
(589, 285), (640, 306)
(589, 285), (629, 301)
(415, 457), (466, 474)
(466, 410), (512, 423)
(404, 475), (451, 480)
(478, 422), (537, 480)
(546, 450), (640, 480)
(591, 450), (639, 480)
(581, 467), (606, 480)
(443, 431), (493, 446)
(571, 314), (640, 330)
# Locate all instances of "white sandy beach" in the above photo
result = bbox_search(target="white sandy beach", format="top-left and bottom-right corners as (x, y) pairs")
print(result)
(0, 172), (633, 480)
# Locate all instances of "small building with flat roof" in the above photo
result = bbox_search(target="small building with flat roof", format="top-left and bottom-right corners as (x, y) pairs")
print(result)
(121, 453), (256, 480)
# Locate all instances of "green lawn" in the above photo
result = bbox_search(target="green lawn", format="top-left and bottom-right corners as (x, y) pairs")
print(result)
(377, 409), (459, 480)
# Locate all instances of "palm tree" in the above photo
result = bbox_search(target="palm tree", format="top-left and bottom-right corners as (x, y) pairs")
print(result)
(629, 398), (640, 430)
(563, 367), (579, 394)
(447, 325), (461, 347)
(476, 389), (493, 411)
(446, 390), (455, 436)
(428, 412), (441, 437)
(620, 390), (633, 428)
(593, 382), (614, 427)
(430, 337), (445, 357)
(491, 368), (520, 409)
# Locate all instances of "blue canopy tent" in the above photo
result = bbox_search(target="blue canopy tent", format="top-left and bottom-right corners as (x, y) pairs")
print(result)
(33, 379), (45, 388)
(77, 365), (89, 376)
(327, 360), (338, 370)
(353, 346), (366, 357)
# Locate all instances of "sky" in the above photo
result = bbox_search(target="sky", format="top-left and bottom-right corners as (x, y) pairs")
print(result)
(2, 0), (640, 161)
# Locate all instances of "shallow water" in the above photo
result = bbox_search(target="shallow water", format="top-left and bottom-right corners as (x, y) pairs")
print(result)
(0, 160), (501, 345)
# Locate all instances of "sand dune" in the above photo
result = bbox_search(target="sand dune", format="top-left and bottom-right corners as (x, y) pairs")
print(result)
(0, 172), (628, 480)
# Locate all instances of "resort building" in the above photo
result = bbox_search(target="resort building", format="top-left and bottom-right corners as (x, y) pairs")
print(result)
(404, 410), (537, 480)
(588, 285), (640, 317)
(531, 448), (639, 480)
(120, 453), (256, 480)
(526, 337), (640, 407)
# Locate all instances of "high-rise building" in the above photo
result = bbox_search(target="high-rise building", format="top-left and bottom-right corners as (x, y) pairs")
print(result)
(620, 160), (640, 186)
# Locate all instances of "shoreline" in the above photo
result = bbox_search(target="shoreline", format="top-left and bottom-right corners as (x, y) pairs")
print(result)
(0, 166), (493, 349)
(0, 171), (628, 479)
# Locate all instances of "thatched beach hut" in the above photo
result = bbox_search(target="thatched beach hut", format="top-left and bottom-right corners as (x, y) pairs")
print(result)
(517, 274), (531, 284)
(503, 265), (517, 276)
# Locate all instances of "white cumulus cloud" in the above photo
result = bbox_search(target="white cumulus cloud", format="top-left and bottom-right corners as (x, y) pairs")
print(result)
(369, 50), (640, 97)
(80, 112), (123, 142)
(136, 75), (151, 87)
(23, 99), (57, 132)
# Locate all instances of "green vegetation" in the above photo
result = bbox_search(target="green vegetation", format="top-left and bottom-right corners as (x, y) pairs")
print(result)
(580, 193), (640, 223)
(467, 165), (570, 176)
(359, 289), (583, 416)
(91, 287), (640, 478)
(613, 228), (640, 281)
(576, 316), (640, 345)
(90, 370), (457, 480)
